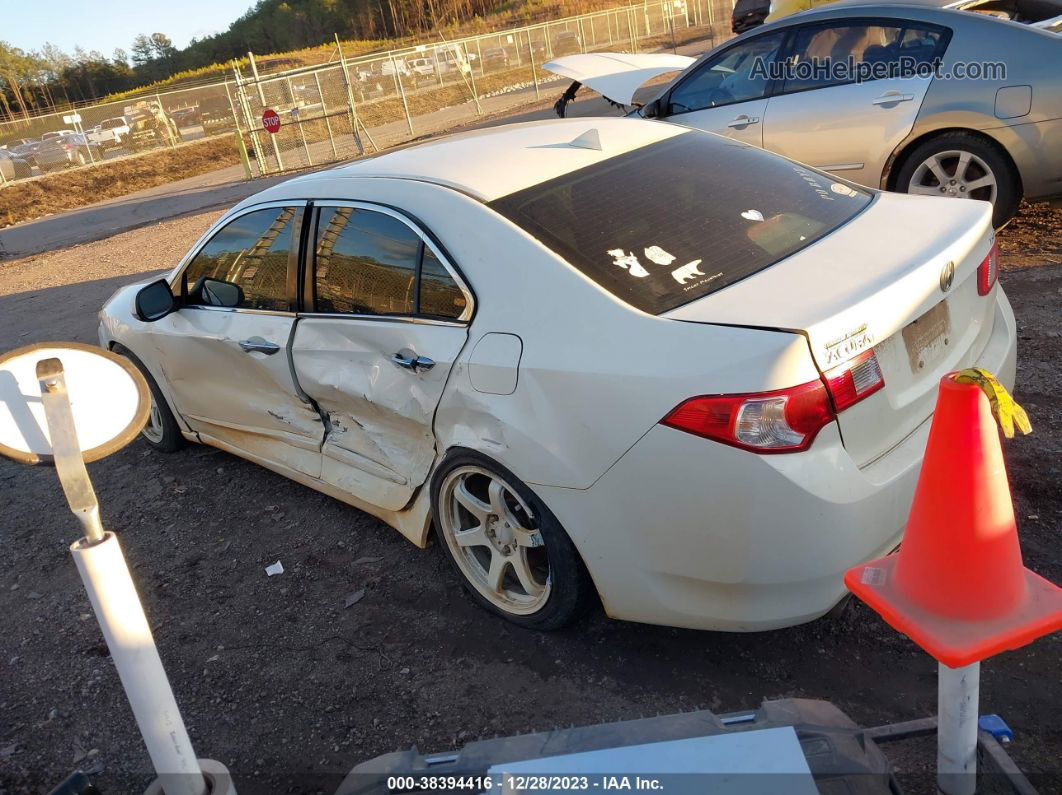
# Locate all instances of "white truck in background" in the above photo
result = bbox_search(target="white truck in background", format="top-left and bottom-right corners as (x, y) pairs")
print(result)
(87, 116), (131, 149)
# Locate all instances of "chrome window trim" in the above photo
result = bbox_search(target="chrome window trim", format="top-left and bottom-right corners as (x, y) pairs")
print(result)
(308, 200), (475, 323)
(180, 305), (296, 318)
(295, 311), (467, 328)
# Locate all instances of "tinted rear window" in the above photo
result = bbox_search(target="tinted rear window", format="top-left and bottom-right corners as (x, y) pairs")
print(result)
(489, 131), (872, 315)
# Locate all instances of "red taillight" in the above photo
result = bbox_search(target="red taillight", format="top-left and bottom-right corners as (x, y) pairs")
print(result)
(661, 380), (835, 454)
(822, 350), (885, 412)
(977, 242), (999, 296)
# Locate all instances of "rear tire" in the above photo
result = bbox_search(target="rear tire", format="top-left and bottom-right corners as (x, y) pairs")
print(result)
(894, 132), (1020, 228)
(112, 344), (185, 453)
(432, 451), (594, 630)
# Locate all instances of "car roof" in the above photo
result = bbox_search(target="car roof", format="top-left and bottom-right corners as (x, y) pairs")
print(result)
(314, 117), (688, 201)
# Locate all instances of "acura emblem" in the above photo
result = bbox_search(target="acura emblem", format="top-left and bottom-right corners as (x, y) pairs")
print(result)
(940, 261), (956, 292)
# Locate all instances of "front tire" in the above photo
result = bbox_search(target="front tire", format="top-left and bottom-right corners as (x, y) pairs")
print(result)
(432, 453), (594, 630)
(112, 344), (185, 453)
(894, 132), (1019, 228)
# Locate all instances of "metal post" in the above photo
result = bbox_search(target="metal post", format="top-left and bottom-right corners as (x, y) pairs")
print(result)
(315, 71), (338, 159)
(390, 53), (415, 136)
(334, 36), (370, 156)
(527, 32), (540, 100)
(156, 93), (175, 149)
(234, 131), (252, 179)
(223, 80), (241, 135)
(463, 42), (482, 115)
(669, 3), (678, 53)
(938, 662), (980, 795)
(286, 76), (313, 167)
(249, 51), (283, 171)
(234, 64), (266, 175)
(578, 18), (587, 53)
(628, 7), (638, 52)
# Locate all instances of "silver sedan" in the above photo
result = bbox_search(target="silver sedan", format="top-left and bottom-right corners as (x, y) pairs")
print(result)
(550, 0), (1062, 227)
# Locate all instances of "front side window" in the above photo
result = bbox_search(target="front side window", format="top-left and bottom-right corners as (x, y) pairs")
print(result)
(182, 206), (299, 311)
(667, 32), (785, 114)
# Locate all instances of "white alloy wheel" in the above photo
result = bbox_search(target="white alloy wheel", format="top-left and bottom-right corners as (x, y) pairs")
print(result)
(907, 149), (998, 205)
(142, 394), (165, 444)
(437, 465), (552, 615)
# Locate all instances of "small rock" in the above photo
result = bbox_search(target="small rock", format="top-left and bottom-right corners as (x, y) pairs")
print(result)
(353, 556), (383, 565)
(400, 667), (410, 675)
(48, 707), (58, 720)
(0, 743), (16, 759)
(27, 591), (42, 600)
(343, 589), (366, 609)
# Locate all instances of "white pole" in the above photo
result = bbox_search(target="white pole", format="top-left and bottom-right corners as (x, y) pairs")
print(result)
(72, 533), (208, 795)
(938, 662), (980, 795)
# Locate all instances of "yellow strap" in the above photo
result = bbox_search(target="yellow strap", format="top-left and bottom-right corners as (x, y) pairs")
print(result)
(951, 368), (1031, 438)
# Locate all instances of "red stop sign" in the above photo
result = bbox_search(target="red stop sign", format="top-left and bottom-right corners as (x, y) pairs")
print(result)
(262, 109), (281, 134)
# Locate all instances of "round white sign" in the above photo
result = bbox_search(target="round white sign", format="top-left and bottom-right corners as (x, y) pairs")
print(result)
(0, 342), (149, 465)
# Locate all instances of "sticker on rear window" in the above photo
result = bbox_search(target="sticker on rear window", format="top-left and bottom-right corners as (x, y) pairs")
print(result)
(607, 248), (649, 278)
(644, 245), (676, 265)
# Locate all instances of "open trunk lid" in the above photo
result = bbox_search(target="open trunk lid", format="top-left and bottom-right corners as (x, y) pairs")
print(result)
(666, 192), (998, 467)
(542, 53), (694, 105)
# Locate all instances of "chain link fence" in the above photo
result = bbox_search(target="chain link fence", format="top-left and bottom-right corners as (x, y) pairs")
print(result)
(0, 0), (737, 186)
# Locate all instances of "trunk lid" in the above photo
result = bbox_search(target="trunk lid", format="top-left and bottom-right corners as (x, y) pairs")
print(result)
(665, 192), (997, 467)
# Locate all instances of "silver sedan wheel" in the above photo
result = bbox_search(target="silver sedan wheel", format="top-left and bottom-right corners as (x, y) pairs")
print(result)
(907, 149), (997, 205)
(437, 465), (551, 615)
(142, 396), (165, 444)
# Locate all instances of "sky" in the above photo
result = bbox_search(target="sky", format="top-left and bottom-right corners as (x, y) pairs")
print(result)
(3, 0), (257, 58)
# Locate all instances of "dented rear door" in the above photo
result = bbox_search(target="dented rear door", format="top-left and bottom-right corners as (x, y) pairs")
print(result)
(291, 203), (472, 512)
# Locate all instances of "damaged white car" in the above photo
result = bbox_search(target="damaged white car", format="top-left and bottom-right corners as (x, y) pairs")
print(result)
(99, 118), (1016, 632)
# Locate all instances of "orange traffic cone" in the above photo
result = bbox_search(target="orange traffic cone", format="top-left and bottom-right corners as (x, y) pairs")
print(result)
(845, 375), (1062, 668)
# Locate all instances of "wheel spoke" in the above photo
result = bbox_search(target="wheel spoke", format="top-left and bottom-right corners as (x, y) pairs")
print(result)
(511, 549), (546, 597)
(485, 551), (508, 593)
(453, 523), (488, 548)
(487, 479), (509, 517)
(454, 480), (490, 521)
(954, 151), (973, 182)
(965, 175), (995, 192)
(926, 155), (949, 185)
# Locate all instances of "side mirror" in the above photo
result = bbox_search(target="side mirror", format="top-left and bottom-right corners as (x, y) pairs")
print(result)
(640, 98), (662, 119)
(134, 279), (177, 322)
(195, 277), (244, 308)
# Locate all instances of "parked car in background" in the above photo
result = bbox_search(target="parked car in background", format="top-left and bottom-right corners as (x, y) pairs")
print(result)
(732, 0), (772, 31)
(552, 1), (1062, 227)
(552, 30), (582, 55)
(409, 56), (436, 76)
(41, 129), (76, 142)
(10, 139), (44, 167)
(100, 118), (1015, 633)
(34, 133), (101, 171)
(0, 149), (32, 180)
(481, 46), (512, 69)
(764, 0), (1062, 26)
(169, 107), (201, 128)
(86, 116), (130, 148)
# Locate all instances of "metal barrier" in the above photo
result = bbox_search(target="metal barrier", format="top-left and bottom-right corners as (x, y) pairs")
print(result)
(0, 0), (736, 184)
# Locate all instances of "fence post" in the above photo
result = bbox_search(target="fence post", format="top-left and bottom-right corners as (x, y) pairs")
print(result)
(334, 35), (369, 156)
(463, 42), (482, 115)
(390, 53), (415, 136)
(627, 7), (638, 52)
(314, 71), (338, 159)
(234, 131), (252, 179)
(233, 63), (266, 175)
(286, 76), (313, 167)
(526, 31), (540, 100)
(248, 52), (284, 172)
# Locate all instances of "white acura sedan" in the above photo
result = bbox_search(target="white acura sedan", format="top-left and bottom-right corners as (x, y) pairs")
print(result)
(99, 118), (1016, 632)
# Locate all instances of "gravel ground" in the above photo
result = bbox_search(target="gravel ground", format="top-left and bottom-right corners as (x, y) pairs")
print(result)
(0, 203), (1059, 794)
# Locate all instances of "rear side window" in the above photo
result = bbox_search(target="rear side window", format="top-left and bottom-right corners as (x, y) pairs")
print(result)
(312, 206), (467, 319)
(489, 131), (872, 315)
(182, 206), (299, 312)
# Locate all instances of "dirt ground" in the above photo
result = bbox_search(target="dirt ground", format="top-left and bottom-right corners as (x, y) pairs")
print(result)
(0, 203), (1059, 795)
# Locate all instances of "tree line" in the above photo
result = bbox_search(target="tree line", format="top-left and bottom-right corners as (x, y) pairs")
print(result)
(0, 0), (542, 119)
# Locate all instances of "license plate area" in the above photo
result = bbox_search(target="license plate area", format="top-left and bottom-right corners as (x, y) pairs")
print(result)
(902, 301), (952, 374)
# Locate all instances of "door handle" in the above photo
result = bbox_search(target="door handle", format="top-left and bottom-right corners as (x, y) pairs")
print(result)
(871, 92), (914, 106)
(239, 338), (281, 355)
(392, 353), (436, 372)
(727, 114), (760, 128)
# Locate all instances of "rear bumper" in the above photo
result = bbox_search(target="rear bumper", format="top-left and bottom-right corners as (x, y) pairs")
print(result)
(985, 117), (1062, 202)
(539, 288), (1016, 632)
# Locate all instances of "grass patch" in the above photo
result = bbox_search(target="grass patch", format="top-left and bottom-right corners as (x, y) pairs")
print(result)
(1, 136), (242, 228)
